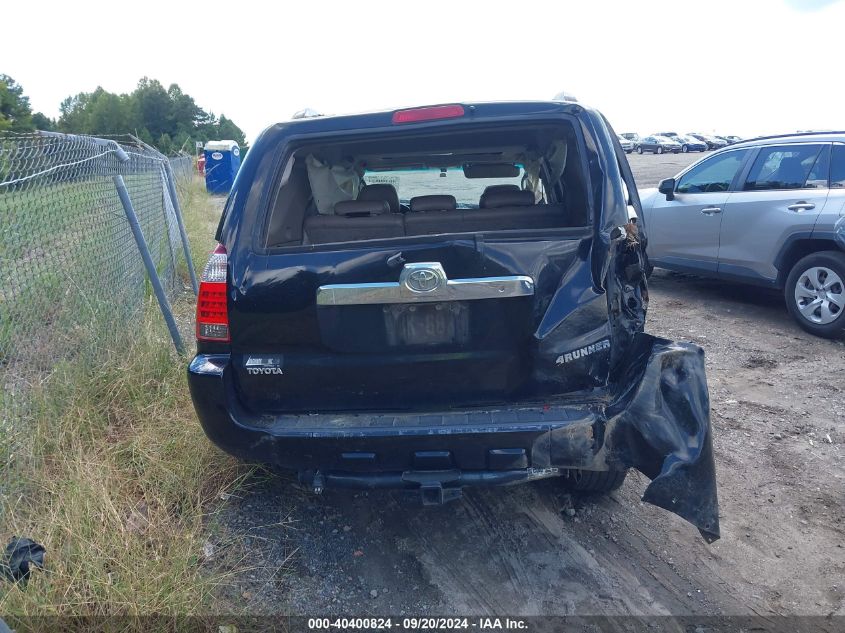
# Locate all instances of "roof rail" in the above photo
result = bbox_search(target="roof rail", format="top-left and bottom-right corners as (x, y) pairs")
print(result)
(740, 130), (845, 144)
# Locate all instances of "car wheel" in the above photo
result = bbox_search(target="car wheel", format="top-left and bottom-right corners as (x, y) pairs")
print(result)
(637, 146), (643, 154)
(656, 146), (664, 154)
(563, 470), (628, 493)
(682, 145), (689, 153)
(785, 251), (845, 338)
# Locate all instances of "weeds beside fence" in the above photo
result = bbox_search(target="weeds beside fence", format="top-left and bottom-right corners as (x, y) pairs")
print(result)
(0, 132), (196, 482)
(0, 134), (250, 620)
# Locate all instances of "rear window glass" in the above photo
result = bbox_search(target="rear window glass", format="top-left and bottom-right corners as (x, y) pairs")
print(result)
(743, 144), (826, 191)
(364, 167), (528, 208)
(262, 122), (590, 248)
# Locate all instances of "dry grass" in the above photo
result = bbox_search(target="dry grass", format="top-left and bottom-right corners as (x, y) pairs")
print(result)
(0, 177), (252, 622)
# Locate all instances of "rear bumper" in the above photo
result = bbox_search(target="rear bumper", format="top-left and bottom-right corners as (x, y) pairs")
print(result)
(188, 333), (720, 541)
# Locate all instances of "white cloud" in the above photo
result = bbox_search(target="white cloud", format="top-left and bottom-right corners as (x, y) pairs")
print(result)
(4, 0), (844, 143)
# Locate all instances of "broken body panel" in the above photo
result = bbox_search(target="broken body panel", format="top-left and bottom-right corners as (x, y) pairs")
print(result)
(188, 101), (720, 541)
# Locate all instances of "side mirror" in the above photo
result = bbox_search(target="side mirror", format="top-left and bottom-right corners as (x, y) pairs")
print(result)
(658, 178), (676, 201)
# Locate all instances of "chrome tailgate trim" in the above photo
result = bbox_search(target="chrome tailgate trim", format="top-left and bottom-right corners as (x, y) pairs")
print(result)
(316, 261), (534, 305)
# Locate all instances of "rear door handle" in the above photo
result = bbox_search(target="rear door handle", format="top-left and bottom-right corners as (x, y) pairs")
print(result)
(701, 207), (722, 215)
(787, 202), (816, 212)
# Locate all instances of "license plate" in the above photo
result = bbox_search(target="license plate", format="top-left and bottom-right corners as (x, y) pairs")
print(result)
(384, 302), (469, 346)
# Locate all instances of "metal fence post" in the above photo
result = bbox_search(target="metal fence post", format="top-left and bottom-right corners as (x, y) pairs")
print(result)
(163, 158), (199, 295)
(111, 145), (185, 354)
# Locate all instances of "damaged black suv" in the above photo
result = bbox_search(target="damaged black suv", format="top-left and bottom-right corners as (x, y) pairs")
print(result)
(188, 101), (720, 541)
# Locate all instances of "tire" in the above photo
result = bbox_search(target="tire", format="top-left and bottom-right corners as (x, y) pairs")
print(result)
(682, 145), (689, 153)
(784, 250), (845, 338)
(566, 470), (628, 493)
(637, 146), (643, 154)
(656, 146), (664, 155)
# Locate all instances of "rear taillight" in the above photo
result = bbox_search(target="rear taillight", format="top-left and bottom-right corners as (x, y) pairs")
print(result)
(196, 243), (230, 342)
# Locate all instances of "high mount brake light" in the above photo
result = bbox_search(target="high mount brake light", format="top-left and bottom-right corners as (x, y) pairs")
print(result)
(196, 243), (229, 342)
(392, 104), (465, 124)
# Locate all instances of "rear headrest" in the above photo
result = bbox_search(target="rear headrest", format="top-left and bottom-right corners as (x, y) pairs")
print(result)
(334, 199), (390, 216)
(776, 157), (806, 186)
(480, 189), (535, 209)
(479, 184), (519, 205)
(410, 195), (457, 212)
(358, 183), (400, 213)
(482, 184), (520, 195)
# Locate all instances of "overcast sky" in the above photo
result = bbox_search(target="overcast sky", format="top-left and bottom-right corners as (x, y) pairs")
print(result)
(5, 0), (843, 143)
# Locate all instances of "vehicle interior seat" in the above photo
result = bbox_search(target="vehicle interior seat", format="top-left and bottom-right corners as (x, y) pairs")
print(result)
(479, 188), (535, 209)
(303, 199), (404, 244)
(404, 195), (463, 235)
(358, 183), (401, 213)
(409, 194), (457, 212)
(478, 184), (521, 208)
(465, 187), (562, 231)
(774, 156), (808, 188)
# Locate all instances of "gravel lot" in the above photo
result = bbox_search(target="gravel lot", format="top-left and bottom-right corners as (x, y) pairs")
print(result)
(210, 152), (844, 618)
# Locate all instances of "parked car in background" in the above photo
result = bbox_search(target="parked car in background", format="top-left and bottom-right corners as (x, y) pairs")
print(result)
(653, 132), (680, 140)
(618, 135), (634, 153)
(188, 100), (721, 541)
(723, 135), (743, 145)
(639, 131), (845, 338)
(636, 135), (682, 154)
(688, 133), (727, 150)
(620, 132), (640, 142)
(674, 135), (708, 153)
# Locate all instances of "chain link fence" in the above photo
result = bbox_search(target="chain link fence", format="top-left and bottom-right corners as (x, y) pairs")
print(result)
(0, 131), (197, 468)
(169, 154), (194, 183)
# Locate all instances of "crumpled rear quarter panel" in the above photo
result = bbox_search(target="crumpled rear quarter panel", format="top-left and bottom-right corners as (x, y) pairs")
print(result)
(603, 333), (719, 542)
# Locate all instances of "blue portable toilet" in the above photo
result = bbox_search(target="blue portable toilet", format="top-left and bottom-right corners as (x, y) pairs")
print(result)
(204, 140), (241, 194)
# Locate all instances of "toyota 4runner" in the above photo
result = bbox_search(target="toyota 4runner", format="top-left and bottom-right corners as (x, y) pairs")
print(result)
(188, 101), (720, 541)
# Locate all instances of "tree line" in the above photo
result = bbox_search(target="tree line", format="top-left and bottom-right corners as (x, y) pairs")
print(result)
(1, 74), (247, 155)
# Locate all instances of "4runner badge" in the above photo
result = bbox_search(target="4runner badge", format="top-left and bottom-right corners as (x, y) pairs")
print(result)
(245, 357), (284, 375)
(555, 339), (611, 365)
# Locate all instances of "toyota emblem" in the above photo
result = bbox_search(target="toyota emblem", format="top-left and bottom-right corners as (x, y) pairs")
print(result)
(406, 268), (440, 292)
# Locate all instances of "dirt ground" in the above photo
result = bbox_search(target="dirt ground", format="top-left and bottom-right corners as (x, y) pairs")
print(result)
(210, 152), (845, 617)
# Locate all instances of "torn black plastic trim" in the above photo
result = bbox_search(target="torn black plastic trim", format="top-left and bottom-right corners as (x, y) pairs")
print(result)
(605, 333), (720, 542)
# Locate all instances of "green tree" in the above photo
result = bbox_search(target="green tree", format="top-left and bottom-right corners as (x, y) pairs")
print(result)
(56, 77), (248, 154)
(132, 77), (172, 140)
(87, 88), (134, 135)
(59, 93), (93, 133)
(0, 74), (34, 132)
(215, 114), (247, 147)
(167, 84), (204, 136)
(197, 113), (247, 149)
(156, 133), (174, 155)
(31, 112), (55, 131)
